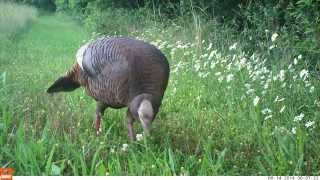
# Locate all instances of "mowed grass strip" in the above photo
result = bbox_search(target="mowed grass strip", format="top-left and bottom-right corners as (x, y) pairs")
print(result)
(0, 2), (37, 38)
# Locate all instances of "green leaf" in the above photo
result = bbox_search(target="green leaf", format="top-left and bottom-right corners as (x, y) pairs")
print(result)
(168, 149), (176, 175)
(51, 164), (61, 176)
(96, 162), (107, 176)
(45, 145), (56, 175)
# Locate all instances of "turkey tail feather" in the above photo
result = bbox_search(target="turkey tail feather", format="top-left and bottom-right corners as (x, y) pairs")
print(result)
(47, 64), (81, 93)
(47, 75), (80, 93)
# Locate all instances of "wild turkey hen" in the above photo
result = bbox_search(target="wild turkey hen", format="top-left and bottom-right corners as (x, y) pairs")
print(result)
(47, 37), (170, 140)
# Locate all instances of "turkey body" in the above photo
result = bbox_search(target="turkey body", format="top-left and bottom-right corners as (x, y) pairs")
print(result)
(47, 37), (170, 140)
(82, 37), (169, 108)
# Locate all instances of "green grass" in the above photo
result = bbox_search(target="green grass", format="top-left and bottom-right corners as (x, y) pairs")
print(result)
(1, 5), (320, 176)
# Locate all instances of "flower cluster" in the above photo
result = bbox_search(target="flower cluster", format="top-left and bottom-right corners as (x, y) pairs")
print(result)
(131, 27), (317, 140)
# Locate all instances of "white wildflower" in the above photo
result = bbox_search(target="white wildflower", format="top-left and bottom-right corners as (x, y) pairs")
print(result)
(196, 95), (201, 102)
(158, 42), (166, 49)
(279, 106), (286, 113)
(281, 82), (287, 88)
(305, 121), (315, 128)
(289, 84), (293, 89)
(253, 96), (260, 106)
(262, 90), (267, 95)
(184, 51), (190, 56)
(172, 87), (177, 94)
(273, 75), (278, 81)
(136, 134), (143, 141)
(229, 43), (238, 50)
(232, 54), (236, 61)
(179, 166), (188, 176)
(264, 115), (273, 120)
(200, 53), (208, 58)
(278, 70), (285, 81)
(305, 82), (311, 87)
(121, 143), (128, 152)
(226, 74), (234, 82)
(269, 45), (275, 50)
(210, 61), (217, 69)
(310, 86), (315, 93)
(274, 96), (285, 102)
(294, 113), (304, 122)
(207, 43), (212, 51)
(194, 63), (201, 72)
(199, 72), (209, 78)
(208, 50), (216, 60)
(226, 63), (232, 71)
(244, 83), (251, 89)
(240, 57), (246, 65)
(293, 58), (298, 65)
(246, 89), (255, 95)
(215, 72), (222, 76)
(216, 52), (222, 59)
(299, 69), (309, 80)
(271, 33), (278, 42)
(291, 127), (296, 134)
(298, 54), (302, 59)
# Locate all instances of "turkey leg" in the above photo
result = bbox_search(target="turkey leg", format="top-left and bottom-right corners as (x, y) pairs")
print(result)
(95, 102), (107, 135)
(127, 110), (136, 141)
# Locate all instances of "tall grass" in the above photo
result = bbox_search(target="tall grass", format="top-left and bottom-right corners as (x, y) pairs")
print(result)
(0, 2), (37, 38)
(0, 3), (319, 176)
(68, 6), (320, 175)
